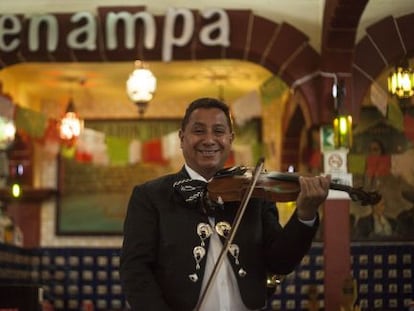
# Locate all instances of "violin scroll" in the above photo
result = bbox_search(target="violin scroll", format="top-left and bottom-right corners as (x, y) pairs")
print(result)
(338, 186), (381, 206)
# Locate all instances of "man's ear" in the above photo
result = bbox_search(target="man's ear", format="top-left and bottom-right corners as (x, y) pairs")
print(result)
(230, 132), (235, 144)
(178, 130), (184, 147)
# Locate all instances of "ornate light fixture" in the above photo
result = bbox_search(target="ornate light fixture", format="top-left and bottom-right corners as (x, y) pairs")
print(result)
(59, 97), (83, 144)
(333, 115), (352, 149)
(332, 81), (352, 149)
(387, 59), (414, 99)
(0, 117), (15, 189)
(126, 60), (157, 116)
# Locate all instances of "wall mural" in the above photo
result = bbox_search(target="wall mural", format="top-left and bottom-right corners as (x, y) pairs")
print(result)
(57, 119), (182, 235)
(57, 118), (262, 235)
(305, 104), (414, 241)
(349, 105), (414, 241)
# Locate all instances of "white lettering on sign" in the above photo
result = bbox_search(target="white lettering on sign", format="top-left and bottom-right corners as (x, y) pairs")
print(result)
(0, 7), (231, 62)
(28, 14), (59, 51)
(162, 8), (230, 61)
(199, 8), (230, 47)
(106, 11), (156, 50)
(0, 15), (21, 52)
(162, 7), (195, 62)
(68, 12), (97, 51)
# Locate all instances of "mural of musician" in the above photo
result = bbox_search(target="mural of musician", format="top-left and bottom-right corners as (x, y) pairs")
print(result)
(353, 197), (397, 240)
(348, 105), (414, 241)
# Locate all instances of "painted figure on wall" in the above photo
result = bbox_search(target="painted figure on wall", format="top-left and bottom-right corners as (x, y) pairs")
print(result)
(364, 138), (390, 190)
(354, 197), (397, 240)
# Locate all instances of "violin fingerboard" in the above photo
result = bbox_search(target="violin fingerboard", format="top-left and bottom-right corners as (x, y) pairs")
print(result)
(266, 172), (299, 183)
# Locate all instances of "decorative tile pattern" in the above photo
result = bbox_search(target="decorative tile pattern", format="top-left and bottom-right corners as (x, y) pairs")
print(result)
(268, 243), (414, 310)
(1, 243), (413, 310)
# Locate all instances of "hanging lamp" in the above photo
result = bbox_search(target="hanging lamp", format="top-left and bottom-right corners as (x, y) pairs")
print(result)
(387, 59), (414, 99)
(126, 60), (157, 116)
(59, 97), (83, 144)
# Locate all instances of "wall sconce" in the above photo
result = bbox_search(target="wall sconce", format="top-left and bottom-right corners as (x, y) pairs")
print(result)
(59, 97), (83, 144)
(331, 80), (352, 149)
(10, 163), (23, 198)
(333, 115), (352, 149)
(126, 60), (157, 116)
(0, 116), (16, 150)
(388, 59), (414, 99)
(11, 183), (22, 198)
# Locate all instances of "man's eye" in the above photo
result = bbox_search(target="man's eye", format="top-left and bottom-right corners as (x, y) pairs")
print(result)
(214, 128), (226, 135)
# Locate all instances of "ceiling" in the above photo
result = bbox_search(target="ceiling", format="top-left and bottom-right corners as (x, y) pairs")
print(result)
(0, 0), (413, 120)
(1, 60), (272, 120)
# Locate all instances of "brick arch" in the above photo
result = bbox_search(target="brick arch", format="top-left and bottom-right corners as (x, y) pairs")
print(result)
(353, 13), (414, 116)
(197, 13), (320, 170)
(279, 0), (370, 171)
(281, 105), (306, 171)
(221, 14), (320, 170)
(235, 16), (321, 125)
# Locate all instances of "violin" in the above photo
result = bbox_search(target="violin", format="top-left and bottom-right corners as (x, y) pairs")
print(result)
(207, 166), (381, 206)
(196, 160), (379, 311)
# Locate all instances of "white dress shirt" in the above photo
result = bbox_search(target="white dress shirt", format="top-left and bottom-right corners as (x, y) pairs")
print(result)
(185, 165), (251, 311)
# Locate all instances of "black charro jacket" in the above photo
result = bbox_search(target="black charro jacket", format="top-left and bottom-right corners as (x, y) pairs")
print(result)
(120, 167), (319, 311)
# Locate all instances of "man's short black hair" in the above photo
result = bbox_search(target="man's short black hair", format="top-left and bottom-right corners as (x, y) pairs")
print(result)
(181, 97), (233, 131)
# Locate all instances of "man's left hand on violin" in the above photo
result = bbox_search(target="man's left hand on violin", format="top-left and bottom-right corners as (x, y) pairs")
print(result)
(295, 175), (331, 221)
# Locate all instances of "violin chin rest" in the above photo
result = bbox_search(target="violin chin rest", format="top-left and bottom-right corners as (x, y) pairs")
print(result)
(214, 166), (248, 178)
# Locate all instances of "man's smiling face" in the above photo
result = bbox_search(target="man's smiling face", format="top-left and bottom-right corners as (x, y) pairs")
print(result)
(179, 107), (234, 180)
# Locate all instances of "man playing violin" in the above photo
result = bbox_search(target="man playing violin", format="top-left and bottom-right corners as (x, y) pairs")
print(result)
(120, 97), (331, 311)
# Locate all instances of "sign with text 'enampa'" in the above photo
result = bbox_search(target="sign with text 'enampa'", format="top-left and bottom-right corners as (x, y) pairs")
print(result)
(0, 7), (240, 65)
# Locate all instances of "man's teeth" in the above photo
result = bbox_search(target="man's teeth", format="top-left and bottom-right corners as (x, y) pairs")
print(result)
(200, 150), (216, 155)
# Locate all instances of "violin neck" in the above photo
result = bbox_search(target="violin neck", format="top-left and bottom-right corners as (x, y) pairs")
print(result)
(267, 172), (352, 193)
(267, 171), (381, 205)
(328, 182), (352, 193)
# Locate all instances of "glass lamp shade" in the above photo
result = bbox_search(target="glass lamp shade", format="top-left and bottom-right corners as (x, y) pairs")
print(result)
(0, 116), (16, 150)
(126, 61), (157, 115)
(59, 111), (83, 141)
(388, 66), (414, 98)
(333, 115), (352, 149)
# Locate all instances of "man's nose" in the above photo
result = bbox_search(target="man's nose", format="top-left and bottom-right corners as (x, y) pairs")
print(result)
(202, 131), (216, 142)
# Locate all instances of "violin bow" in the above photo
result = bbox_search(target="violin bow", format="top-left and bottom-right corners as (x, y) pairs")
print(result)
(195, 157), (265, 311)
